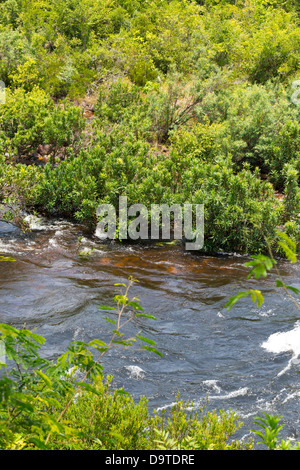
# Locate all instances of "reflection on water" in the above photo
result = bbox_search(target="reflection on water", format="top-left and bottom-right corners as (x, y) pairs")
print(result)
(1, 217), (300, 446)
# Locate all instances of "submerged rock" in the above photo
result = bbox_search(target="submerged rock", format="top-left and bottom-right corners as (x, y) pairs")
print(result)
(0, 220), (20, 235)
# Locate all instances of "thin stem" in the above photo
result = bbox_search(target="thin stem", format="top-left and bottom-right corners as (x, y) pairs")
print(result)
(44, 279), (135, 446)
(266, 240), (300, 312)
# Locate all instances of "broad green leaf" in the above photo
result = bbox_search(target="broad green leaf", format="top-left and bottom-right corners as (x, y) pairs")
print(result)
(115, 389), (130, 396)
(113, 294), (128, 305)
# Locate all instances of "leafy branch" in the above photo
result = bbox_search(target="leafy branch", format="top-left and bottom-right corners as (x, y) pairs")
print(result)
(225, 232), (300, 312)
(44, 276), (161, 446)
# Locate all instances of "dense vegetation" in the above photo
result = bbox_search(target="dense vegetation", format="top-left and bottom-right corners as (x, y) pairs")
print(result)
(1, 0), (300, 450)
(0, 0), (300, 253)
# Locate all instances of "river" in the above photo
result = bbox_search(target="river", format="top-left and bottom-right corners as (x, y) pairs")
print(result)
(1, 216), (300, 448)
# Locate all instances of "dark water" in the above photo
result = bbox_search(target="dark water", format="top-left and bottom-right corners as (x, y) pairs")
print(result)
(1, 216), (300, 448)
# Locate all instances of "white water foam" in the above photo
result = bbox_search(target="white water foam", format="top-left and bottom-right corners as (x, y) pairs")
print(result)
(203, 379), (222, 394)
(282, 390), (300, 404)
(0, 239), (16, 253)
(156, 387), (249, 413)
(24, 215), (50, 230)
(48, 237), (59, 247)
(0, 238), (36, 254)
(155, 402), (178, 412)
(261, 321), (300, 377)
(24, 215), (71, 232)
(125, 365), (145, 379)
(201, 387), (249, 401)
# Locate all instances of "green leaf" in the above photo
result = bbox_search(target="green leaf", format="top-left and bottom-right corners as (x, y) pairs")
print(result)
(224, 291), (251, 310)
(35, 370), (52, 387)
(277, 232), (297, 263)
(245, 255), (276, 279)
(249, 289), (264, 307)
(115, 388), (130, 396)
(28, 438), (50, 450)
(113, 294), (128, 305)
(11, 398), (35, 413)
(0, 256), (16, 262)
(276, 280), (300, 294)
(112, 339), (134, 346)
(0, 324), (20, 337)
(88, 339), (108, 348)
(76, 382), (101, 395)
(225, 289), (264, 310)
(102, 316), (116, 324)
(98, 305), (117, 311)
(141, 346), (163, 357)
(128, 301), (144, 311)
(57, 351), (69, 368)
(278, 242), (297, 263)
(135, 314), (157, 320)
(137, 335), (156, 345)
(277, 231), (296, 251)
(25, 330), (46, 345)
(112, 330), (123, 337)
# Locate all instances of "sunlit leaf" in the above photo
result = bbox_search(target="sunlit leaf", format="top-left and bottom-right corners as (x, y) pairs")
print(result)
(98, 305), (117, 311)
(137, 335), (156, 345)
(135, 314), (157, 320)
(141, 346), (163, 357)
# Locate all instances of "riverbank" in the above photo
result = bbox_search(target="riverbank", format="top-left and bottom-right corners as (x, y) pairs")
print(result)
(1, 1), (300, 257)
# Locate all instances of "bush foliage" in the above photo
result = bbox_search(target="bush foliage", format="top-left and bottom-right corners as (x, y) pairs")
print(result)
(1, 1), (300, 449)
(0, 0), (300, 253)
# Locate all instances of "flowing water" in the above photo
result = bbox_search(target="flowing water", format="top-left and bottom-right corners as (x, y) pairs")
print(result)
(1, 216), (300, 448)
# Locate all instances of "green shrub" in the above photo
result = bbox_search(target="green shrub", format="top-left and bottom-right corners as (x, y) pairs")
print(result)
(283, 163), (300, 220)
(195, 82), (300, 188)
(0, 153), (42, 225)
(95, 78), (141, 124)
(148, 396), (252, 450)
(0, 87), (85, 161)
(61, 377), (150, 450)
(0, 28), (30, 84)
